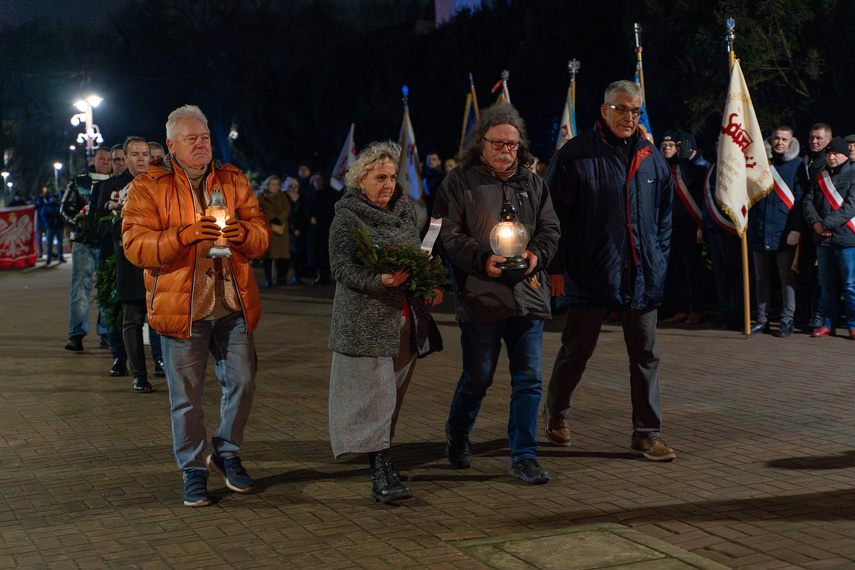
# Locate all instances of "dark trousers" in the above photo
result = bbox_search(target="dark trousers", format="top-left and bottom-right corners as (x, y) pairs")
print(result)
(123, 302), (148, 378)
(263, 258), (290, 284)
(706, 228), (744, 326)
(546, 306), (663, 436)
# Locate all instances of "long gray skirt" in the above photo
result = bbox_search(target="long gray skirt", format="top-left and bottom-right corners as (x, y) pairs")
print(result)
(329, 316), (417, 458)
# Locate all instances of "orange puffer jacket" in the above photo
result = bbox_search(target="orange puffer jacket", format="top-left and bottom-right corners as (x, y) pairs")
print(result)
(121, 157), (271, 338)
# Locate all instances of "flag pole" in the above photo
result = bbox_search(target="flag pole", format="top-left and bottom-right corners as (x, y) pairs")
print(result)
(634, 23), (646, 106)
(568, 58), (580, 132)
(501, 69), (511, 105)
(725, 17), (751, 337)
(469, 72), (480, 120)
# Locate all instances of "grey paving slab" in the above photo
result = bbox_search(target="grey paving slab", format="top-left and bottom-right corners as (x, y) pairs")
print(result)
(452, 523), (730, 569)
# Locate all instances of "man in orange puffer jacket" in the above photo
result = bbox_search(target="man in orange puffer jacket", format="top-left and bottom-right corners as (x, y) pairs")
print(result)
(122, 105), (271, 507)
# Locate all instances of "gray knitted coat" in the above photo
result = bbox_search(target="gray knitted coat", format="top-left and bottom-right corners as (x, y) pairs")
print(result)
(328, 185), (432, 357)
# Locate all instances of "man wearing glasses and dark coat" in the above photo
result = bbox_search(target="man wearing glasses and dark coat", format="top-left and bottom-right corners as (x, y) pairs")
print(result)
(433, 103), (560, 484)
(543, 80), (676, 462)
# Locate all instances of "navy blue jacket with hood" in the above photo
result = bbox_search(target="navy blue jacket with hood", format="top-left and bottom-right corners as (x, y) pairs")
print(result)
(547, 121), (673, 310)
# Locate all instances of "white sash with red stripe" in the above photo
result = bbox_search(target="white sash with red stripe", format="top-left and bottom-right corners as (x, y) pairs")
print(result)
(817, 171), (855, 235)
(703, 166), (736, 234)
(674, 165), (703, 229)
(770, 166), (794, 210)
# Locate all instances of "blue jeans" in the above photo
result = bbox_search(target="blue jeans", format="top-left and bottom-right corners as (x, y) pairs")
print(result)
(447, 315), (545, 463)
(45, 229), (64, 262)
(546, 307), (662, 436)
(161, 312), (257, 471)
(68, 242), (108, 338)
(816, 245), (855, 330)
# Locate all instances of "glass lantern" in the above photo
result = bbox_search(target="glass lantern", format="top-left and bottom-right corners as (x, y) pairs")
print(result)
(206, 188), (232, 258)
(489, 200), (529, 270)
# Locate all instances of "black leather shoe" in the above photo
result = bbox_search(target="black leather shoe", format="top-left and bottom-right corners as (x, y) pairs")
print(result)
(109, 359), (128, 377)
(773, 321), (794, 338)
(153, 358), (166, 377)
(445, 425), (473, 469)
(133, 377), (153, 392)
(750, 322), (769, 335)
(65, 335), (84, 351)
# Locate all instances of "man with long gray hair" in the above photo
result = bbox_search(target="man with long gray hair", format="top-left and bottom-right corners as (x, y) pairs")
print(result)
(544, 80), (676, 461)
(433, 102), (560, 484)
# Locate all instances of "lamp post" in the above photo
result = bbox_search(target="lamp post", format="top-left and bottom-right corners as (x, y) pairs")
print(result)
(70, 95), (103, 159)
(1, 172), (9, 204)
(53, 163), (63, 192)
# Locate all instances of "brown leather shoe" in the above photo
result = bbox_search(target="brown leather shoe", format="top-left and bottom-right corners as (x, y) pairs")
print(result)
(630, 435), (676, 461)
(685, 312), (703, 325)
(664, 312), (688, 323)
(542, 407), (571, 447)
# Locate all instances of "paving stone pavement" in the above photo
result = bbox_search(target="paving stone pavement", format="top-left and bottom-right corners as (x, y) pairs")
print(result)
(2, 262), (855, 569)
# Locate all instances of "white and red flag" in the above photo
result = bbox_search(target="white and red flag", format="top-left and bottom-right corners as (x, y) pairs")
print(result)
(397, 95), (426, 228)
(329, 123), (356, 191)
(715, 60), (773, 236)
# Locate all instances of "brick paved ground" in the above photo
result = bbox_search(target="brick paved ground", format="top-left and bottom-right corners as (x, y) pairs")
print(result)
(2, 262), (855, 568)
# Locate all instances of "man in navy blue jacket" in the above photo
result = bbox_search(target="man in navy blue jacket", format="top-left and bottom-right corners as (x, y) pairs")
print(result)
(747, 127), (809, 338)
(543, 80), (676, 461)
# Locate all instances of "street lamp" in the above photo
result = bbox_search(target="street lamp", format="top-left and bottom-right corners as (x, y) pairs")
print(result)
(70, 95), (103, 159)
(53, 162), (63, 191)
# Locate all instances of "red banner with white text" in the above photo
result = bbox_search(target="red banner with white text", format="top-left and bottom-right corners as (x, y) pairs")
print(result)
(0, 205), (38, 268)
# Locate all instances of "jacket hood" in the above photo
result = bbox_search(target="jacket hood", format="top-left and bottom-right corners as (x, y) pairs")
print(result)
(765, 136), (801, 162)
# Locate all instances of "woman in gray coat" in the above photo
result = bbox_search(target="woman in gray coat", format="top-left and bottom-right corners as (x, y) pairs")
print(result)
(328, 141), (441, 503)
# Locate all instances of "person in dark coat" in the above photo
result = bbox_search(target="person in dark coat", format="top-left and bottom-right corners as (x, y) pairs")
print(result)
(257, 175), (291, 287)
(306, 173), (339, 284)
(106, 137), (158, 392)
(544, 80), (676, 462)
(41, 193), (66, 264)
(803, 136), (855, 339)
(747, 127), (809, 338)
(434, 103), (560, 484)
(327, 141), (441, 503)
(660, 130), (707, 324)
(284, 176), (308, 283)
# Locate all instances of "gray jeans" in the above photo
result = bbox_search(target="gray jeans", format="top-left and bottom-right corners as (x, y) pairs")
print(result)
(753, 249), (797, 324)
(545, 306), (663, 436)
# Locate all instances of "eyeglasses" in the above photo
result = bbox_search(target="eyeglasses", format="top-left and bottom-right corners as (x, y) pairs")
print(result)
(606, 105), (643, 119)
(484, 138), (520, 151)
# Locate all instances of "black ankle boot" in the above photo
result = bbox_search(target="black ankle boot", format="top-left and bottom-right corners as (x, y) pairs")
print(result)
(368, 450), (411, 503)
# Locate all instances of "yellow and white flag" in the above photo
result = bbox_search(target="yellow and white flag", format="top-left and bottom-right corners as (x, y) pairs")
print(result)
(715, 60), (773, 236)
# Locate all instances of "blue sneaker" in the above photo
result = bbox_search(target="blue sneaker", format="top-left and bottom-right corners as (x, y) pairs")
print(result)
(183, 469), (211, 507)
(207, 453), (252, 493)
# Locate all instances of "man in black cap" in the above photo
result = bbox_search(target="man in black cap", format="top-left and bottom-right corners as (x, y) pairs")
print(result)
(660, 130), (707, 324)
(803, 136), (855, 339)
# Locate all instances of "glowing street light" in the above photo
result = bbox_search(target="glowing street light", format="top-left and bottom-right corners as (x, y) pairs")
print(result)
(71, 95), (103, 158)
(53, 162), (63, 191)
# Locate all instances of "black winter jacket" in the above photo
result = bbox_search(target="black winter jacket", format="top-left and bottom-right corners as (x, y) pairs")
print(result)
(747, 138), (809, 251)
(433, 163), (560, 324)
(803, 160), (855, 248)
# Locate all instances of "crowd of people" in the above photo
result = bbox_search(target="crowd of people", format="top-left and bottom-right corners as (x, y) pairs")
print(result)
(13, 77), (853, 508)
